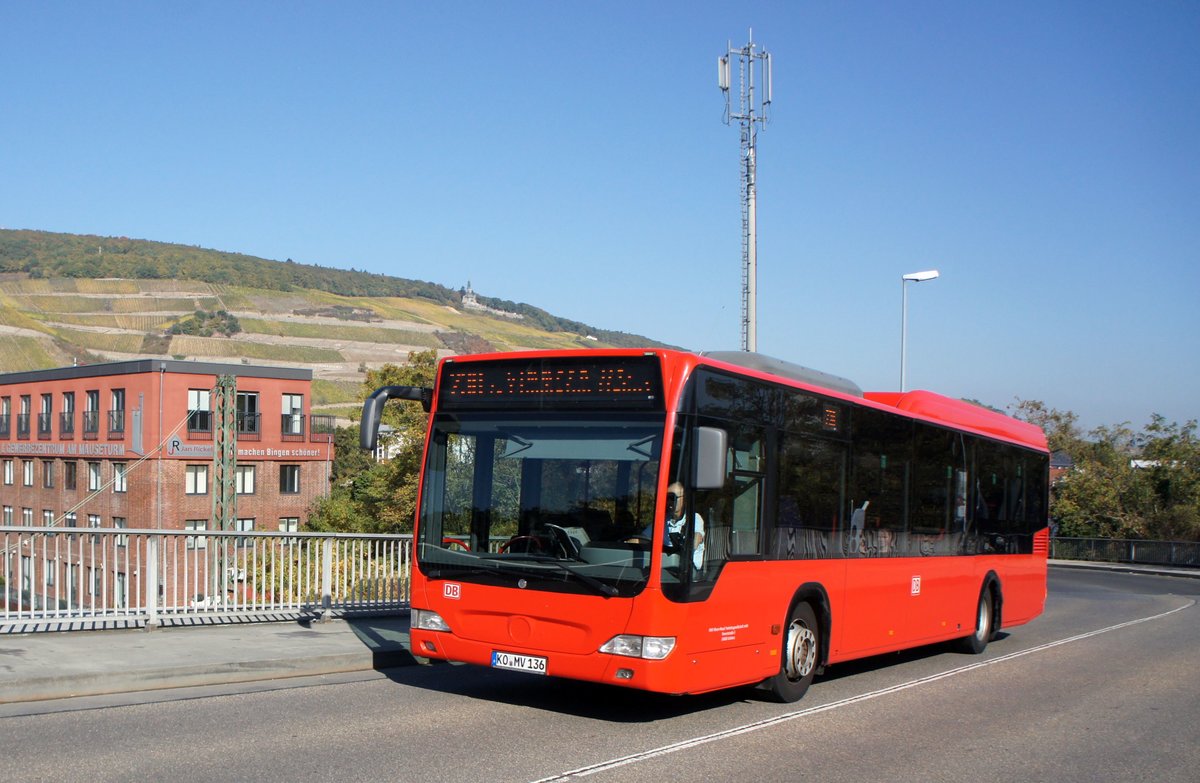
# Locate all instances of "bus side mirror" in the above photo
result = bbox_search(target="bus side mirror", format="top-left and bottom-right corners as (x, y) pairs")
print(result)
(693, 426), (728, 489)
(360, 385), (433, 451)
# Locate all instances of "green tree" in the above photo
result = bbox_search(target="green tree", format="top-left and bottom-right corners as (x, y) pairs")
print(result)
(1013, 401), (1200, 542)
(1009, 399), (1084, 455)
(1136, 416), (1200, 540)
(305, 350), (437, 534)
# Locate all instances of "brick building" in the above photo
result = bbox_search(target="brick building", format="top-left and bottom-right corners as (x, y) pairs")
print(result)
(1, 360), (335, 608)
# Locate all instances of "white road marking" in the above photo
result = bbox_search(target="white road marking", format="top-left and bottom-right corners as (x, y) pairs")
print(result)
(532, 600), (1195, 782)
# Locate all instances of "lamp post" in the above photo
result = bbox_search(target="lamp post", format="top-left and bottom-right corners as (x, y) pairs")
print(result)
(900, 269), (939, 392)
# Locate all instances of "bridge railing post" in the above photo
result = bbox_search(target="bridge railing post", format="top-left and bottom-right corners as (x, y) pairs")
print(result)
(145, 536), (159, 630)
(321, 538), (333, 623)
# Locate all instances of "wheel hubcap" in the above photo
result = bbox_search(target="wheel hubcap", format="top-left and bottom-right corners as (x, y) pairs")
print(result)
(976, 596), (991, 642)
(784, 620), (817, 680)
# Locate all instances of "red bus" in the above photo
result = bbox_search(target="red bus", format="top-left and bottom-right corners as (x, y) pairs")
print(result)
(361, 349), (1049, 702)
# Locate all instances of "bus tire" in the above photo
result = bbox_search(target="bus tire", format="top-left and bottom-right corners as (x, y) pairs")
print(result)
(766, 602), (820, 703)
(956, 585), (994, 654)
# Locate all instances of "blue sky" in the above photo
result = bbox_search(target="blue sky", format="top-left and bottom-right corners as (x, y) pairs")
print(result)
(2, 1), (1196, 430)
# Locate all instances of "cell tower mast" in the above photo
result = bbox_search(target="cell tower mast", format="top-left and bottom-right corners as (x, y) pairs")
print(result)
(719, 30), (772, 353)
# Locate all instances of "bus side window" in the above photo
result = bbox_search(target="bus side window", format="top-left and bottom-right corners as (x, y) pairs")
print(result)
(847, 409), (909, 558)
(774, 433), (845, 560)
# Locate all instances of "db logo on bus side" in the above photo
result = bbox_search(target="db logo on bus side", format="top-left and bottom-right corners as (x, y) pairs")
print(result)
(911, 576), (922, 596)
(444, 583), (462, 600)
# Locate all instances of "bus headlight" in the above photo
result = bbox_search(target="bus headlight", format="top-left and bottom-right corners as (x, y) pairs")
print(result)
(599, 634), (676, 660)
(411, 608), (451, 632)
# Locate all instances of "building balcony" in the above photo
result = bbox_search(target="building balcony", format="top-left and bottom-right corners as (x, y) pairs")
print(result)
(0, 414), (10, 440)
(81, 410), (100, 440)
(38, 412), (53, 440)
(310, 414), (335, 443)
(237, 412), (261, 441)
(16, 413), (31, 440)
(107, 409), (126, 439)
(188, 411), (213, 440)
(59, 412), (75, 440)
(281, 413), (306, 442)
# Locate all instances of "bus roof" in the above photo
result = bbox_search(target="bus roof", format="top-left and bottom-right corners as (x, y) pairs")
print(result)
(864, 391), (1048, 452)
(437, 348), (1048, 452)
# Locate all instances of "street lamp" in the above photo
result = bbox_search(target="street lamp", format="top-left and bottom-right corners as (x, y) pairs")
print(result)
(900, 269), (939, 392)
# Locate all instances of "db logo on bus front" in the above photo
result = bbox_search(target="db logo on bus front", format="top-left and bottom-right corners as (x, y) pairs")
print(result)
(443, 583), (462, 600)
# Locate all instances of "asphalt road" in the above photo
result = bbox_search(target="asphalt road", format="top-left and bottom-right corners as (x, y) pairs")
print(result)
(1, 568), (1197, 783)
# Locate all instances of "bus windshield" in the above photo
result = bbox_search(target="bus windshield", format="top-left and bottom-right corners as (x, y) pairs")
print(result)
(417, 412), (664, 597)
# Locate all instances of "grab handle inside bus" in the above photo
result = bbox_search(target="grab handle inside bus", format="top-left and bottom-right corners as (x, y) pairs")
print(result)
(693, 426), (728, 489)
(360, 385), (433, 451)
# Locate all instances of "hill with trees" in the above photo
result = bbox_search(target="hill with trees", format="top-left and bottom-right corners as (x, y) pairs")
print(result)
(0, 229), (667, 349)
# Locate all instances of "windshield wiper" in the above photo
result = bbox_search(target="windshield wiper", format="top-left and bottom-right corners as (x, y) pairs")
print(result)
(499, 554), (619, 598)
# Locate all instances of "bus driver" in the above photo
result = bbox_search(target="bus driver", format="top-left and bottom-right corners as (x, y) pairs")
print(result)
(663, 481), (705, 571)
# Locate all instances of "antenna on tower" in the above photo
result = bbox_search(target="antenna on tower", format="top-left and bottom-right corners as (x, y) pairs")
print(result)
(719, 29), (772, 353)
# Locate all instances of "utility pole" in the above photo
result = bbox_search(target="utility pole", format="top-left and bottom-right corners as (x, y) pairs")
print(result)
(211, 375), (237, 603)
(719, 30), (772, 353)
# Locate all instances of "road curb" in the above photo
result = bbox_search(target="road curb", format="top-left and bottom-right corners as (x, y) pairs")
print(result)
(1, 647), (419, 705)
(1049, 560), (1200, 580)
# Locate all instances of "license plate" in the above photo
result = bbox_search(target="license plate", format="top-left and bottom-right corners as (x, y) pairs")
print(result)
(491, 651), (548, 675)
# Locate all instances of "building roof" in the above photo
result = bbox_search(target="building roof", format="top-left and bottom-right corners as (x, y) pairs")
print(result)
(0, 359), (312, 386)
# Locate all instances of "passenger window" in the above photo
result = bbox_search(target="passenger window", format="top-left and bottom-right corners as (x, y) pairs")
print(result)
(848, 410), (909, 557)
(774, 434), (845, 560)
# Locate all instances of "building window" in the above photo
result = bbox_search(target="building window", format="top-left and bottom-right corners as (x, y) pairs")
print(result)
(64, 511), (77, 539)
(278, 517), (300, 543)
(87, 514), (101, 543)
(188, 389), (212, 435)
(108, 388), (126, 437)
(83, 390), (100, 438)
(185, 464), (208, 495)
(114, 517), (128, 548)
(235, 464), (256, 495)
(22, 459), (34, 487)
(88, 566), (97, 596)
(4, 459), (13, 485)
(281, 393), (305, 440)
(88, 462), (102, 491)
(185, 519), (207, 550)
(17, 395), (31, 439)
(22, 508), (33, 526)
(236, 392), (260, 439)
(46, 559), (56, 587)
(38, 393), (53, 438)
(60, 391), (75, 438)
(113, 462), (128, 493)
(42, 460), (54, 489)
(235, 517), (254, 547)
(0, 396), (10, 439)
(64, 461), (77, 491)
(42, 509), (55, 526)
(2, 506), (12, 525)
(279, 464), (300, 494)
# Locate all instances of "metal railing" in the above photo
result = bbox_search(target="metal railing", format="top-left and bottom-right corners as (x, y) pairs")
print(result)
(1051, 537), (1200, 568)
(1, 527), (412, 632)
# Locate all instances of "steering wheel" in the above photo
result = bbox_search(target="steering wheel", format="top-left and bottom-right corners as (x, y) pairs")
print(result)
(442, 538), (470, 552)
(499, 536), (544, 554)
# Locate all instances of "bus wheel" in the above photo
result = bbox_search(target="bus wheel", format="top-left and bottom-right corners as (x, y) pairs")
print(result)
(956, 586), (994, 654)
(767, 602), (819, 703)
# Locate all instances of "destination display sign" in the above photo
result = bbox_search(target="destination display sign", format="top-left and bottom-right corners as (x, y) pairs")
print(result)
(439, 357), (662, 410)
